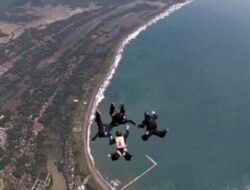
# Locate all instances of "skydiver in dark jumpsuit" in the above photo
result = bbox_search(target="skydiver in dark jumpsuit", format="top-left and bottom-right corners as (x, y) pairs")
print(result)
(109, 103), (136, 127)
(91, 110), (112, 142)
(137, 111), (168, 141)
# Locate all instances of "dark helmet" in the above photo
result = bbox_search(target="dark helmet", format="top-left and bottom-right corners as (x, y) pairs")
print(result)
(116, 130), (123, 136)
(144, 111), (151, 118)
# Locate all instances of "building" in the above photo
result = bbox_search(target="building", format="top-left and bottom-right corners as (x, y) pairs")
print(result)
(31, 173), (51, 190)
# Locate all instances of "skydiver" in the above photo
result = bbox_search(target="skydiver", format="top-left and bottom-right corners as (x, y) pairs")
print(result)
(137, 111), (168, 141)
(91, 110), (112, 142)
(108, 125), (132, 161)
(109, 103), (136, 127)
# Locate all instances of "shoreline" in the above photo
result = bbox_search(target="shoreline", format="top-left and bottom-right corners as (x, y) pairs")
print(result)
(82, 1), (193, 189)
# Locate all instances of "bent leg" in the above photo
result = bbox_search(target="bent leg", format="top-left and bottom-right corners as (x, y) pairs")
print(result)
(110, 113), (120, 127)
(141, 131), (152, 141)
(124, 152), (132, 161)
(95, 110), (101, 121)
(152, 129), (168, 138)
(119, 104), (125, 114)
(110, 152), (120, 161)
(95, 111), (103, 129)
(109, 103), (115, 116)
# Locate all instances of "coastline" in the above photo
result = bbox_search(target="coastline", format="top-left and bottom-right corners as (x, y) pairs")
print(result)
(82, 1), (193, 189)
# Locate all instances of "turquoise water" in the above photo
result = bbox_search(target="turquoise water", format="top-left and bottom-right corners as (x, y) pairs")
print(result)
(91, 0), (250, 189)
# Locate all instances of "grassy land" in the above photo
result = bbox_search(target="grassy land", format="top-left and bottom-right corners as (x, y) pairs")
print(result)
(70, 74), (106, 189)
(97, 15), (124, 33)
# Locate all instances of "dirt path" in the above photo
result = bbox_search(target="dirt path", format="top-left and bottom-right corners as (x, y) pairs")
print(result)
(0, 178), (4, 190)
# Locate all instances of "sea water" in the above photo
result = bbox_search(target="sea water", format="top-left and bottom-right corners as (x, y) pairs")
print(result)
(91, 0), (250, 189)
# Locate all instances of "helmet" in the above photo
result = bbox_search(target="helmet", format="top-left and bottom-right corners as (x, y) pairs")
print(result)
(151, 111), (156, 115)
(144, 111), (151, 118)
(116, 130), (123, 136)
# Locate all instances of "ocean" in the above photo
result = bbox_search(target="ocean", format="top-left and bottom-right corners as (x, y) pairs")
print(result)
(90, 0), (250, 189)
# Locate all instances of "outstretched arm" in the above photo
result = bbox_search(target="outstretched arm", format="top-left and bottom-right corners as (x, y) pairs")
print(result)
(137, 120), (146, 128)
(109, 136), (116, 145)
(124, 125), (130, 140)
(95, 111), (102, 123)
(127, 119), (136, 126)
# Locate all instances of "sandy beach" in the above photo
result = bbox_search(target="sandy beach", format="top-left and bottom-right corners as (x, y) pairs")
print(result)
(81, 1), (193, 189)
